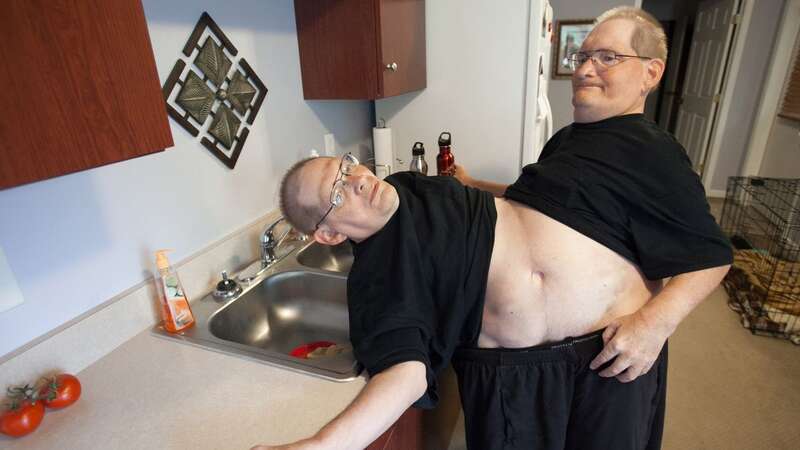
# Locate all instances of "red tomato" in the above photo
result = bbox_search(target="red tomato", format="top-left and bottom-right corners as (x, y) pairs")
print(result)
(0, 400), (45, 437)
(38, 374), (81, 409)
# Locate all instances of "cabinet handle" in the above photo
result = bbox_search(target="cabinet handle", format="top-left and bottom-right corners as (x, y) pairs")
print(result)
(385, 62), (398, 72)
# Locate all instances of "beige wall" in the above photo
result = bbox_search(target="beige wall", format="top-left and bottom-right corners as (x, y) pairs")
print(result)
(759, 28), (800, 179)
(707, 0), (785, 192)
(760, 116), (800, 178)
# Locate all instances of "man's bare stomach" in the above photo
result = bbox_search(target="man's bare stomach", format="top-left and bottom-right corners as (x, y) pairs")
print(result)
(477, 198), (663, 348)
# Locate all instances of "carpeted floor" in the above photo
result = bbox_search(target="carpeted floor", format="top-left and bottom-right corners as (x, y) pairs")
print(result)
(661, 198), (800, 449)
(663, 284), (800, 450)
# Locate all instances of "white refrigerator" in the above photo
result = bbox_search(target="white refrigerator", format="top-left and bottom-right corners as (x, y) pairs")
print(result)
(375, 0), (553, 184)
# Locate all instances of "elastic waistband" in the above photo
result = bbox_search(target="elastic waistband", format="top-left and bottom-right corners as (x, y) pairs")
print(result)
(453, 328), (605, 365)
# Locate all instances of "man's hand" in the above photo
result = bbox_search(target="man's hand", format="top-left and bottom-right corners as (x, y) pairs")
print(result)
(453, 164), (473, 186)
(453, 164), (509, 197)
(589, 265), (730, 383)
(589, 309), (670, 383)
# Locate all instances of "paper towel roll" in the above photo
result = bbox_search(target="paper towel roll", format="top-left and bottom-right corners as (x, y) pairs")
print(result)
(372, 127), (393, 179)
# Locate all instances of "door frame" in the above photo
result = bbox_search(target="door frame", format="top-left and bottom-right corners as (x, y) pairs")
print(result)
(699, 0), (752, 197)
(740, 0), (800, 177)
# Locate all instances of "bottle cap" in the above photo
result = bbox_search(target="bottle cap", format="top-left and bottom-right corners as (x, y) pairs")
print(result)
(155, 249), (173, 270)
(438, 131), (452, 146)
(412, 142), (425, 156)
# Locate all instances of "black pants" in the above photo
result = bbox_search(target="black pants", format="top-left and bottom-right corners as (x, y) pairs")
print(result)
(452, 329), (668, 450)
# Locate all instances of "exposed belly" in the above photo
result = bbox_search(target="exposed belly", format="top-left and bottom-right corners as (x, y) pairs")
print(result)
(478, 199), (663, 348)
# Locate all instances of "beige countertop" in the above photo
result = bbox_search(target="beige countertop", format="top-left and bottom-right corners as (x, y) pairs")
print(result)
(1, 330), (367, 450)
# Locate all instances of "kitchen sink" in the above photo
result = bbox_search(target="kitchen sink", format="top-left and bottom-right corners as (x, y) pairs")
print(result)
(152, 240), (360, 381)
(296, 241), (353, 273)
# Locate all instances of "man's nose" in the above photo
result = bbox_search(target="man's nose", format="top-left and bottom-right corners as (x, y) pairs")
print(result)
(573, 58), (596, 79)
(346, 173), (371, 195)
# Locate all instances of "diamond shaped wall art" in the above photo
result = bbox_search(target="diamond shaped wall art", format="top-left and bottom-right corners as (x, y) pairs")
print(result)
(162, 12), (267, 169)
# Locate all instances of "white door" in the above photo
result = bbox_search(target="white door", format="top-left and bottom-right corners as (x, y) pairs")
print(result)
(674, 0), (741, 174)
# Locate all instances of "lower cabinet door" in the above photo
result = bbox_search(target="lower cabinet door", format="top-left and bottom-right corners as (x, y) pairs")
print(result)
(366, 407), (423, 450)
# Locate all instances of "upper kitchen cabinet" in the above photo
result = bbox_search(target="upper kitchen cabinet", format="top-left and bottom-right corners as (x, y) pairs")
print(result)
(0, 0), (173, 190)
(294, 0), (426, 100)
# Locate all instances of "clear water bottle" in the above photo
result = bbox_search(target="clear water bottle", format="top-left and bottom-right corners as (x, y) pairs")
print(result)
(409, 142), (428, 175)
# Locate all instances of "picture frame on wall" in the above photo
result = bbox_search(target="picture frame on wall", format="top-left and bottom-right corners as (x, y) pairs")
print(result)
(552, 19), (594, 79)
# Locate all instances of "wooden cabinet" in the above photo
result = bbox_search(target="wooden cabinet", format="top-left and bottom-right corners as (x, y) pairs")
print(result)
(366, 407), (423, 450)
(0, 0), (173, 190)
(294, 0), (426, 100)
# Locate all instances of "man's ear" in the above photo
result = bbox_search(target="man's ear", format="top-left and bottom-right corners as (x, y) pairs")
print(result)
(644, 58), (666, 93)
(313, 226), (348, 246)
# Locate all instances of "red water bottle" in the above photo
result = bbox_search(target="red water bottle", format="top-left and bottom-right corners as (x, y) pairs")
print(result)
(437, 131), (455, 176)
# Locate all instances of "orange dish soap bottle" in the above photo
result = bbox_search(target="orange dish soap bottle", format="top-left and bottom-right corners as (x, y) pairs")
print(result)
(154, 250), (195, 333)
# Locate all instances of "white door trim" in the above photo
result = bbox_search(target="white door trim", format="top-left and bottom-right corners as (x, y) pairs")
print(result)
(700, 0), (752, 192)
(708, 188), (727, 198)
(740, 0), (800, 176)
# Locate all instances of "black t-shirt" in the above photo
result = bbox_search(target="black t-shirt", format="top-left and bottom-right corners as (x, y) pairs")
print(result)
(347, 172), (496, 409)
(505, 113), (733, 279)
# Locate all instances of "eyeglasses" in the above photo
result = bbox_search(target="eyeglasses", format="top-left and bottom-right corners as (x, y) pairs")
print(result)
(567, 50), (652, 71)
(315, 153), (360, 230)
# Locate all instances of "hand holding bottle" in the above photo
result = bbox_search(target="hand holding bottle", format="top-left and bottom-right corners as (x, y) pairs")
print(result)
(453, 164), (473, 186)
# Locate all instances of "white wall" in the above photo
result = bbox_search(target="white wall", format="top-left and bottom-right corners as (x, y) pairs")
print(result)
(375, 0), (532, 184)
(0, 0), (372, 358)
(548, 0), (638, 132)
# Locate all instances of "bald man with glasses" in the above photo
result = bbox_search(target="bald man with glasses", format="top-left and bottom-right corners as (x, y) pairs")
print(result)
(255, 7), (732, 450)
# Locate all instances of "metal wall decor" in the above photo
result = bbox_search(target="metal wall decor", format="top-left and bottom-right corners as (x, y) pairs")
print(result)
(162, 12), (267, 169)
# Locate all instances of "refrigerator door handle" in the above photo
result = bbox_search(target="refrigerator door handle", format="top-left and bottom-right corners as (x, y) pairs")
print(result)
(543, 91), (553, 140)
(536, 83), (553, 138)
(535, 80), (553, 154)
(537, 94), (547, 122)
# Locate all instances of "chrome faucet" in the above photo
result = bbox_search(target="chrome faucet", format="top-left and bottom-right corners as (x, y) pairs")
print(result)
(261, 216), (292, 266)
(237, 216), (304, 284)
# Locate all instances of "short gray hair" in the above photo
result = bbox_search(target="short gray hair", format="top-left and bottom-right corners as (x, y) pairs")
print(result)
(279, 157), (325, 235)
(596, 6), (668, 62)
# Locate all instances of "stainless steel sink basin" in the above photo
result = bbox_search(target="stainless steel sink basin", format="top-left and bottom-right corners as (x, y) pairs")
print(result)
(296, 241), (353, 273)
(209, 270), (354, 374)
(152, 239), (360, 381)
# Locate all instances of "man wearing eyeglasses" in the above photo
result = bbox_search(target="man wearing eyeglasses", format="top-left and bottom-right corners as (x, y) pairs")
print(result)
(255, 6), (732, 450)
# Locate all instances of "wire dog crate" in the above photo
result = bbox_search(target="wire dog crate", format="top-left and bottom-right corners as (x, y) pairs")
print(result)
(719, 177), (800, 344)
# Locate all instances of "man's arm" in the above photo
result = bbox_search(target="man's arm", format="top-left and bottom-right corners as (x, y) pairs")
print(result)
(251, 360), (427, 450)
(454, 165), (508, 197)
(589, 264), (731, 382)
